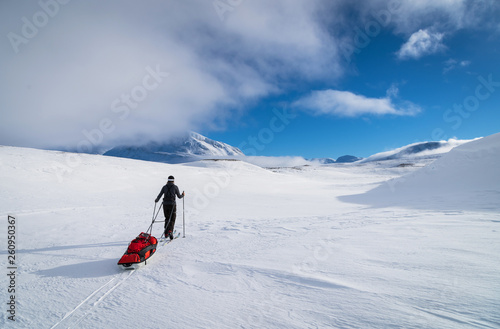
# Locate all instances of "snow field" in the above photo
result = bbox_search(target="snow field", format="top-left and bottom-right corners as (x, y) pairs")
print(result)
(0, 140), (499, 328)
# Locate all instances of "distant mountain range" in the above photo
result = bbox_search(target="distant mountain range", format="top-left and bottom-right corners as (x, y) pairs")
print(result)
(103, 132), (474, 166)
(305, 140), (472, 165)
(311, 155), (363, 164)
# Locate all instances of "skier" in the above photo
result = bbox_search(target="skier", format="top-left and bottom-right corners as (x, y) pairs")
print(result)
(155, 175), (185, 240)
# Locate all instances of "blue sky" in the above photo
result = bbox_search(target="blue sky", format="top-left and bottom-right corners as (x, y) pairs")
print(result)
(1, 1), (499, 159)
(206, 12), (500, 158)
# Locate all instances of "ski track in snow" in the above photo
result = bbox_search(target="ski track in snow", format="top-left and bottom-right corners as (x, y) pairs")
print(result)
(50, 270), (136, 329)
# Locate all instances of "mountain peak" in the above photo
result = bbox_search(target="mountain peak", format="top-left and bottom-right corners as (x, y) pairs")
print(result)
(104, 132), (243, 163)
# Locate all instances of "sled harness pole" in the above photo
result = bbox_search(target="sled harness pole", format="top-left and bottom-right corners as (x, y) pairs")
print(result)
(182, 192), (186, 238)
(145, 202), (163, 241)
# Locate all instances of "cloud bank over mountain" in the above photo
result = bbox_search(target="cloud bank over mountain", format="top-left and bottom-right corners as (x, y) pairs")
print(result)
(1, 0), (498, 151)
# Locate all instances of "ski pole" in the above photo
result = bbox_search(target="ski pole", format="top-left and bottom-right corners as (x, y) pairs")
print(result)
(152, 202), (157, 221)
(154, 203), (163, 221)
(146, 202), (157, 236)
(182, 192), (185, 238)
(147, 202), (162, 241)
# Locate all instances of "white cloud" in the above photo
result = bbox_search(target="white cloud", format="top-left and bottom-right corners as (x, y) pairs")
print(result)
(396, 29), (446, 60)
(386, 84), (400, 98)
(293, 88), (421, 118)
(0, 0), (342, 151)
(443, 58), (471, 73)
(338, 0), (498, 62)
(366, 0), (497, 34)
(0, 0), (497, 151)
(387, 0), (468, 33)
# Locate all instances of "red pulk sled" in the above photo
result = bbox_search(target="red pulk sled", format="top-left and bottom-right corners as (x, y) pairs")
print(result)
(117, 203), (164, 269)
(117, 232), (158, 269)
(118, 199), (185, 269)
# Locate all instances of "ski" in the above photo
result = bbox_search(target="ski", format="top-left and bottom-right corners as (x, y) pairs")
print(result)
(159, 229), (175, 241)
(159, 230), (180, 246)
(162, 232), (180, 245)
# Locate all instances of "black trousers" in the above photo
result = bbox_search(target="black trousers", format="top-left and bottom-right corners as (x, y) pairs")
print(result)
(163, 204), (176, 234)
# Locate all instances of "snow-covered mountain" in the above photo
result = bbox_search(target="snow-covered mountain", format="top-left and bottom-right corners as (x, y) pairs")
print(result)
(103, 133), (473, 169)
(336, 155), (363, 163)
(267, 139), (472, 169)
(341, 133), (500, 211)
(360, 138), (476, 163)
(104, 132), (243, 163)
(309, 155), (363, 164)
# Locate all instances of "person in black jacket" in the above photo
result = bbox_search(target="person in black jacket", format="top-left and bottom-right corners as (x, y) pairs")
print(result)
(155, 175), (185, 240)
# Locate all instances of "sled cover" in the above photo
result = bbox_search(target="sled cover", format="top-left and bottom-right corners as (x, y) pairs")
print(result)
(118, 232), (158, 266)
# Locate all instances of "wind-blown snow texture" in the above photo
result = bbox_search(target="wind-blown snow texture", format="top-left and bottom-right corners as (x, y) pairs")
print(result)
(0, 133), (499, 328)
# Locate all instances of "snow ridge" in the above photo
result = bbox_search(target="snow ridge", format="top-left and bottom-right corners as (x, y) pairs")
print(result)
(360, 138), (475, 163)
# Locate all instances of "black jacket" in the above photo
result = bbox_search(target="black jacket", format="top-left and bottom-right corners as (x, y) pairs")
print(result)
(155, 182), (183, 205)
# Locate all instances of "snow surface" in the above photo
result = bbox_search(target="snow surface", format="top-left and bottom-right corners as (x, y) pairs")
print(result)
(0, 135), (499, 328)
